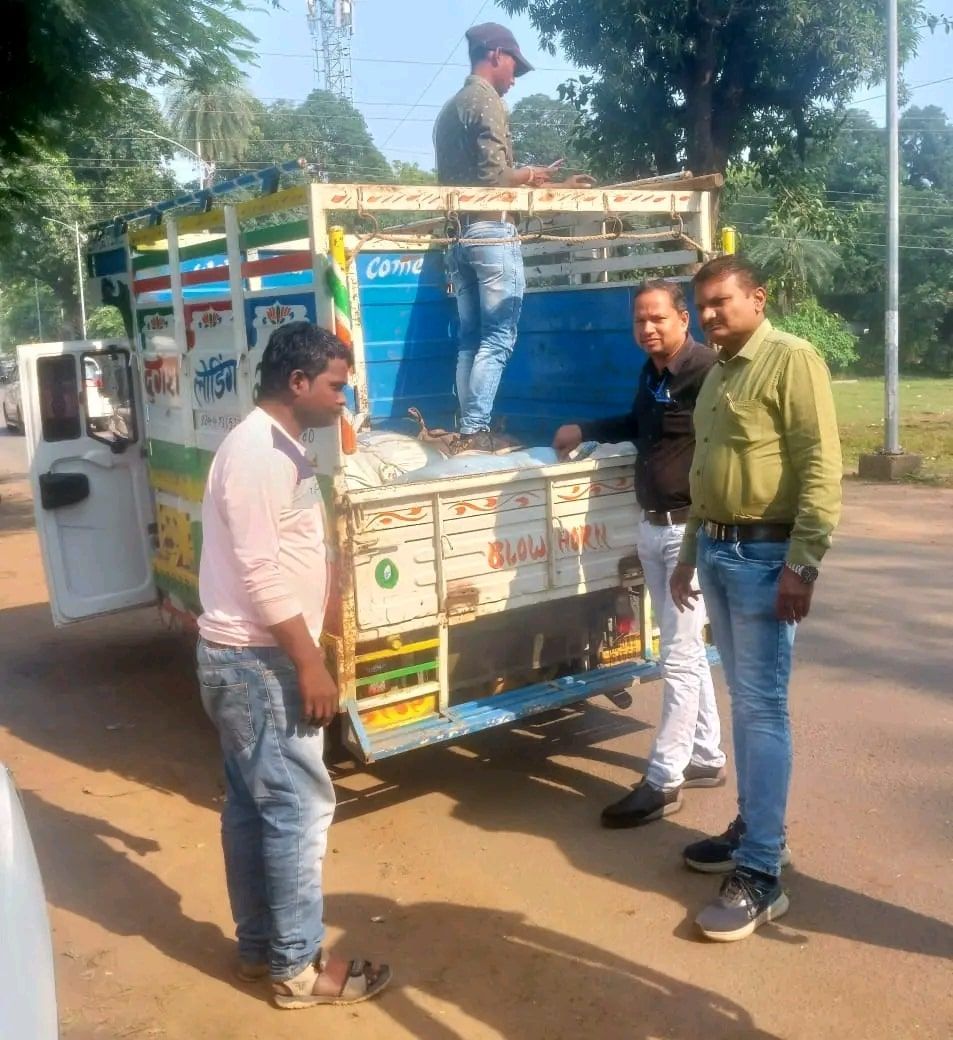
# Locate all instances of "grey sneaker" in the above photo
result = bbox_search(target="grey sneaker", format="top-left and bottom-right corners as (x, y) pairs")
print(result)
(683, 815), (793, 874)
(682, 762), (727, 788)
(695, 867), (790, 942)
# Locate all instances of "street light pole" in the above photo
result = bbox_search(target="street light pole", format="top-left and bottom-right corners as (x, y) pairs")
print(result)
(884, 0), (900, 455)
(34, 279), (43, 340)
(858, 0), (920, 480)
(75, 222), (87, 338)
(42, 216), (87, 338)
(139, 127), (215, 189)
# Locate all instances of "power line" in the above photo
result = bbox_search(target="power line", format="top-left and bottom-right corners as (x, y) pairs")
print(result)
(852, 73), (953, 104)
(254, 51), (579, 73)
(383, 0), (498, 150)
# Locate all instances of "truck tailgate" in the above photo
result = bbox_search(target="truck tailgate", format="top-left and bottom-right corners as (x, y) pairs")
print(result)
(345, 454), (640, 638)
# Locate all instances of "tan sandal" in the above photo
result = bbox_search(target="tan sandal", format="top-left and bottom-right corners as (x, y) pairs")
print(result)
(272, 950), (392, 1009)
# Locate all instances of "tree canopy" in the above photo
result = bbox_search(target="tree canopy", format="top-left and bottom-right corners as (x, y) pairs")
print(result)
(501, 0), (924, 179)
(509, 94), (587, 172)
(0, 0), (276, 162)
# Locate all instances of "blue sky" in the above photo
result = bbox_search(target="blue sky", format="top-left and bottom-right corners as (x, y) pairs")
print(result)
(233, 0), (953, 170)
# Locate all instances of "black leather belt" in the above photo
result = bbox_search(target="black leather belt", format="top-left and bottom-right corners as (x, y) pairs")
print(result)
(645, 507), (691, 526)
(702, 520), (793, 542)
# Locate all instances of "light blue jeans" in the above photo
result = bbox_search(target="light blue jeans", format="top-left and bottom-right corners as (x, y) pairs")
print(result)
(638, 519), (725, 791)
(447, 221), (525, 434)
(196, 640), (335, 980)
(695, 532), (796, 877)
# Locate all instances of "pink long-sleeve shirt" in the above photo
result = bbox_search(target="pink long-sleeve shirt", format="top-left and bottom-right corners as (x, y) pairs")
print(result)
(198, 408), (329, 647)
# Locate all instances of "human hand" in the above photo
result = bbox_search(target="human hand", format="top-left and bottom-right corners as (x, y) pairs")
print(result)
(670, 563), (701, 612)
(552, 423), (584, 457)
(525, 164), (558, 187)
(297, 654), (340, 727)
(775, 566), (814, 624)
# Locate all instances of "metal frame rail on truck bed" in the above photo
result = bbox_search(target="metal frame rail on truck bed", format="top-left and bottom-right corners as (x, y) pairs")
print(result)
(18, 166), (719, 763)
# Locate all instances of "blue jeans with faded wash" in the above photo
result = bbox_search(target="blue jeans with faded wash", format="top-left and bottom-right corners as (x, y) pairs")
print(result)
(447, 220), (525, 434)
(695, 532), (797, 877)
(196, 640), (335, 980)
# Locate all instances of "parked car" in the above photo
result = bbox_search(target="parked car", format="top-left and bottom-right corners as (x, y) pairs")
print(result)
(83, 357), (115, 431)
(0, 766), (59, 1039)
(2, 379), (23, 433)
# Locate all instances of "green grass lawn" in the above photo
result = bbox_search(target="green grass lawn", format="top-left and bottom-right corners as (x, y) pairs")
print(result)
(832, 376), (953, 486)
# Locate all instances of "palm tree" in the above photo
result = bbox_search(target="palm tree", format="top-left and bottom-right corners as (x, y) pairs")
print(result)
(166, 76), (258, 187)
(747, 223), (843, 315)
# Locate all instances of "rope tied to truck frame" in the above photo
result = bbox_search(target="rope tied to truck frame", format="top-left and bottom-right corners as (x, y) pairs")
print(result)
(345, 189), (711, 261)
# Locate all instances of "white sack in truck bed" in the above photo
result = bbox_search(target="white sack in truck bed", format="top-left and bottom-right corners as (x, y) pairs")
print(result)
(341, 430), (636, 491)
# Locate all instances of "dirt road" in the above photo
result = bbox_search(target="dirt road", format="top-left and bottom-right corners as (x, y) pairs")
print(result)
(1, 420), (951, 1039)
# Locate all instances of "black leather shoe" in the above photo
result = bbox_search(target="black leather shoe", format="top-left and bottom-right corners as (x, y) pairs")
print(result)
(600, 781), (682, 829)
(682, 762), (727, 788)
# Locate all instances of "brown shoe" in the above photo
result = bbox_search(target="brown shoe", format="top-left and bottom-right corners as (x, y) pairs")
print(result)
(236, 959), (270, 983)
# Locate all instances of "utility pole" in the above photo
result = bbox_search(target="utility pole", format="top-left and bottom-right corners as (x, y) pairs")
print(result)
(884, 0), (900, 455)
(307, 0), (355, 101)
(34, 279), (43, 341)
(42, 216), (87, 338)
(858, 0), (921, 480)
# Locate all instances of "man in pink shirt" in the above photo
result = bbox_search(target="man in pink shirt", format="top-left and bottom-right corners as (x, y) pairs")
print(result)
(196, 322), (391, 1008)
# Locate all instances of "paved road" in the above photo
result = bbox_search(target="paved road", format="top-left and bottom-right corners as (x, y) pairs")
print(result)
(0, 427), (951, 1039)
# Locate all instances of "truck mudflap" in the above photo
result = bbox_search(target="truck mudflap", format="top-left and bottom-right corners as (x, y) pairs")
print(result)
(344, 647), (720, 763)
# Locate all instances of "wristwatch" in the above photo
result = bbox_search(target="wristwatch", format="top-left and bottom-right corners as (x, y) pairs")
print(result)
(785, 562), (819, 584)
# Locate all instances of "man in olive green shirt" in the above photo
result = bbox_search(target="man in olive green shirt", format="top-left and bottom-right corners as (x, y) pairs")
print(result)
(432, 22), (593, 454)
(670, 256), (841, 942)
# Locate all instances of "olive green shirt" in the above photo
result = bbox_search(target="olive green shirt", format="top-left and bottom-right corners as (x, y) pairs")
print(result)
(678, 319), (842, 570)
(433, 75), (514, 186)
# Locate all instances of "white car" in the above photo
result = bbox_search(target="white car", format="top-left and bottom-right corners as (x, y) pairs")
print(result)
(2, 379), (23, 434)
(83, 357), (114, 431)
(0, 766), (58, 1039)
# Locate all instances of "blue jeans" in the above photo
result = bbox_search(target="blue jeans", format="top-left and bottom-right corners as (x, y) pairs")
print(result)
(695, 532), (796, 877)
(196, 640), (335, 980)
(447, 221), (525, 434)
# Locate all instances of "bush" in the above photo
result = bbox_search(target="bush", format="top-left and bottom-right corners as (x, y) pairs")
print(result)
(773, 298), (859, 371)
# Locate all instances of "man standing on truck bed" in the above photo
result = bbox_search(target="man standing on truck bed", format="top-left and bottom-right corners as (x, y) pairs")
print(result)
(196, 321), (392, 1008)
(553, 280), (727, 827)
(671, 256), (842, 942)
(433, 21), (594, 455)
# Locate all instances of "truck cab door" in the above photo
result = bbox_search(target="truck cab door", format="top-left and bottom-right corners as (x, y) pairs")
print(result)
(18, 340), (157, 626)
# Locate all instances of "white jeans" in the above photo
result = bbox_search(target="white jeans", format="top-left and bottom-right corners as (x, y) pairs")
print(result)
(636, 517), (726, 791)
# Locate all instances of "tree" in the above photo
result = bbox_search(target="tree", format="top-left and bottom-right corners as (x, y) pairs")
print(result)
(816, 109), (887, 198)
(0, 0), (277, 163)
(167, 75), (259, 186)
(773, 298), (859, 372)
(509, 94), (586, 171)
(0, 90), (178, 337)
(745, 186), (855, 313)
(241, 91), (393, 184)
(901, 105), (953, 192)
(392, 161), (437, 184)
(500, 1), (924, 181)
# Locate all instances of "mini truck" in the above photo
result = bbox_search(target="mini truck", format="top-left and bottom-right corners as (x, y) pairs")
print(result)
(17, 168), (718, 762)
